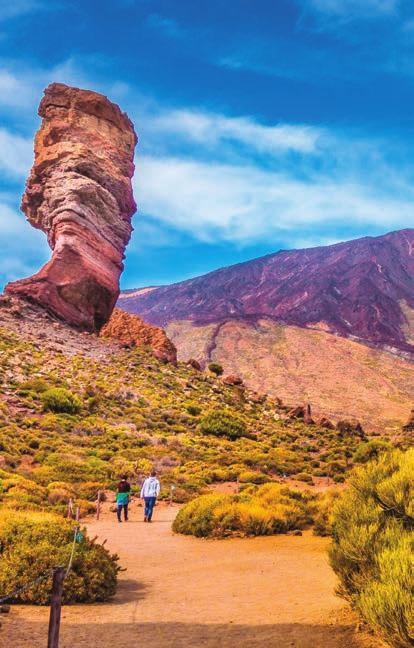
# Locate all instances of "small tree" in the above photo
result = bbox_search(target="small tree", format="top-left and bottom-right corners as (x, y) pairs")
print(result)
(208, 362), (223, 377)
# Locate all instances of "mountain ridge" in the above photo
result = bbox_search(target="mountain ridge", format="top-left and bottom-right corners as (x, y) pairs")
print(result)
(119, 228), (414, 356)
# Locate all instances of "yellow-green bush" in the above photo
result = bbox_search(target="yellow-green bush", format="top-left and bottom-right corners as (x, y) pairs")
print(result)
(41, 388), (82, 414)
(0, 510), (119, 604)
(199, 410), (248, 440)
(330, 448), (414, 648)
(172, 483), (316, 538)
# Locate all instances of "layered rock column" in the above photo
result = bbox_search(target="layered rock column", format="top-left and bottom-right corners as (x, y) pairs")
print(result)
(6, 83), (138, 331)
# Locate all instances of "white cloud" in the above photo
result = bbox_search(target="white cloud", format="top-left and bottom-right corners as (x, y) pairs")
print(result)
(146, 109), (322, 155)
(0, 201), (48, 285)
(0, 128), (33, 177)
(0, 0), (44, 21)
(135, 155), (414, 245)
(304, 0), (398, 17)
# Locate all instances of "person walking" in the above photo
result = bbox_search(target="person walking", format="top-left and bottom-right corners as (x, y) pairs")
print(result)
(116, 475), (131, 522)
(140, 470), (160, 522)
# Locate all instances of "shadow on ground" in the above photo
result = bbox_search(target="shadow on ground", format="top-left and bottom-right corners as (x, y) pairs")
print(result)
(4, 619), (372, 648)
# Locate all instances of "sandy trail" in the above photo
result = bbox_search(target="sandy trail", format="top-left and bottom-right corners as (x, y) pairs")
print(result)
(3, 504), (375, 648)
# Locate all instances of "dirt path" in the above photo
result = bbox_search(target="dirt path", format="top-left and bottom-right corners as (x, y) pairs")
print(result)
(3, 504), (375, 648)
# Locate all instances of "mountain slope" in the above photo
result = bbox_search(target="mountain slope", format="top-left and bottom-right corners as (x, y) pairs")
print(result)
(119, 229), (414, 355)
(119, 229), (414, 430)
(166, 318), (414, 431)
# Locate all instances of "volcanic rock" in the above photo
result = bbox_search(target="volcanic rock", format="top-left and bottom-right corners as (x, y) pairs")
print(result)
(304, 403), (314, 425)
(402, 408), (414, 432)
(119, 229), (414, 355)
(6, 83), (137, 331)
(318, 417), (335, 430)
(223, 374), (244, 385)
(100, 308), (177, 364)
(187, 358), (202, 371)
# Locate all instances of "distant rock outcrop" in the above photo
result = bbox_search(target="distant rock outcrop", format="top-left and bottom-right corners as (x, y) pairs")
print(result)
(6, 83), (137, 332)
(101, 308), (177, 364)
(402, 408), (414, 433)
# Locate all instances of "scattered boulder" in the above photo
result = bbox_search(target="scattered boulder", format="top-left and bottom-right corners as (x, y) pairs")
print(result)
(223, 374), (244, 386)
(336, 419), (366, 439)
(6, 83), (137, 332)
(287, 405), (305, 419)
(187, 358), (202, 371)
(402, 408), (414, 432)
(318, 417), (335, 430)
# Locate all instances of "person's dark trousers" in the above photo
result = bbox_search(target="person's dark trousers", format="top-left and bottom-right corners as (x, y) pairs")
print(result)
(117, 503), (128, 522)
(144, 497), (156, 521)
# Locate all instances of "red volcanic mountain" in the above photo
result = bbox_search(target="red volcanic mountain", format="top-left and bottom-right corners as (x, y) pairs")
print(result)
(120, 229), (414, 355)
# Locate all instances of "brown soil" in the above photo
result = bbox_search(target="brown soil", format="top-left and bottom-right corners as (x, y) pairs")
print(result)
(2, 504), (379, 648)
(166, 318), (414, 433)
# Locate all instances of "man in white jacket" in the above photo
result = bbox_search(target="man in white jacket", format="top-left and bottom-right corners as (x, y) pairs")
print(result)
(140, 470), (161, 522)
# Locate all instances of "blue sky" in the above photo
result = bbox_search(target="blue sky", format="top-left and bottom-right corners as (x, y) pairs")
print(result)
(0, 0), (414, 290)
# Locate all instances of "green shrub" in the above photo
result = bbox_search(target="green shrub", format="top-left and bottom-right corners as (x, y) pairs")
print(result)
(186, 403), (201, 416)
(41, 388), (82, 414)
(173, 483), (316, 538)
(352, 439), (391, 464)
(313, 491), (340, 536)
(330, 448), (414, 648)
(199, 410), (247, 440)
(0, 509), (119, 604)
(295, 472), (313, 483)
(208, 362), (224, 376)
(17, 378), (49, 395)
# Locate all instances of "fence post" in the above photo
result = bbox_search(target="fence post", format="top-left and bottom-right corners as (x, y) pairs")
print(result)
(47, 567), (65, 648)
(169, 485), (176, 506)
(96, 490), (101, 520)
(67, 498), (73, 519)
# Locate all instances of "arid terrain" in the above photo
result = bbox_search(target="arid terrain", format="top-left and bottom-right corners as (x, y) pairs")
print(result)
(166, 318), (414, 431)
(2, 504), (380, 648)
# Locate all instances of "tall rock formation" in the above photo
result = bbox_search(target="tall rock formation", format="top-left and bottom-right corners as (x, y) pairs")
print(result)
(6, 83), (138, 331)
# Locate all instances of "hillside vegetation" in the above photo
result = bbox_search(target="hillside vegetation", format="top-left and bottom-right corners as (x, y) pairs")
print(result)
(0, 321), (378, 515)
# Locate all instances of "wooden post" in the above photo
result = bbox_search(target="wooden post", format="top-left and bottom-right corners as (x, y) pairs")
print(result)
(67, 498), (73, 519)
(75, 506), (79, 522)
(47, 567), (65, 648)
(169, 485), (176, 506)
(96, 490), (101, 520)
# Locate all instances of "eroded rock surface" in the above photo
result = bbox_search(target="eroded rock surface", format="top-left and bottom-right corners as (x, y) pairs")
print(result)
(6, 83), (137, 331)
(101, 308), (177, 364)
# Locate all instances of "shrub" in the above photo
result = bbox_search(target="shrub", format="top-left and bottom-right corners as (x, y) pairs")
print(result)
(186, 403), (201, 416)
(295, 472), (313, 483)
(173, 483), (316, 538)
(41, 388), (82, 414)
(208, 362), (224, 376)
(199, 410), (247, 440)
(17, 378), (49, 395)
(330, 448), (414, 648)
(0, 510), (119, 604)
(352, 439), (391, 464)
(313, 491), (340, 536)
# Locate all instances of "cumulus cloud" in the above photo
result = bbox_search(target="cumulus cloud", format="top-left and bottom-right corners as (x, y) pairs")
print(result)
(0, 201), (48, 286)
(135, 155), (414, 245)
(0, 128), (33, 177)
(146, 109), (323, 155)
